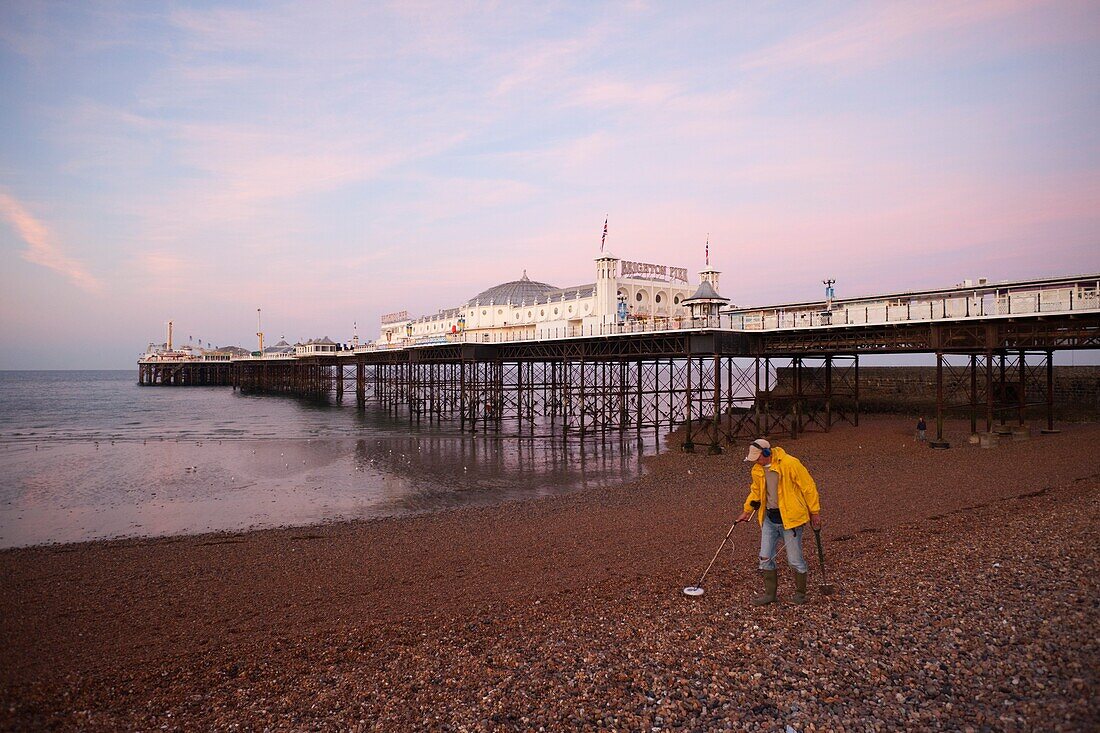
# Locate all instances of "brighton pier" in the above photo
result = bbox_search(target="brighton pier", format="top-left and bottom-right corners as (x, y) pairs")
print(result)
(138, 253), (1100, 450)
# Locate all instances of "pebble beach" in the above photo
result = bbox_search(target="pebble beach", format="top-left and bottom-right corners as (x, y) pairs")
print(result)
(2, 415), (1097, 731)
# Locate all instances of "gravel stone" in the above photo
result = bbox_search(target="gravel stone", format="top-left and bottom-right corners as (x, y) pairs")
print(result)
(1, 416), (1098, 731)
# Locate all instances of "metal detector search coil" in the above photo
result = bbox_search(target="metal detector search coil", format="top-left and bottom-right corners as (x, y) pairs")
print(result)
(682, 502), (759, 598)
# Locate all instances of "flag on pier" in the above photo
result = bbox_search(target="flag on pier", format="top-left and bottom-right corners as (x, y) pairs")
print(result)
(601, 216), (608, 252)
(705, 234), (709, 266)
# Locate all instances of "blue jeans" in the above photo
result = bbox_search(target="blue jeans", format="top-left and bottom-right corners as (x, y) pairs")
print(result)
(758, 515), (808, 573)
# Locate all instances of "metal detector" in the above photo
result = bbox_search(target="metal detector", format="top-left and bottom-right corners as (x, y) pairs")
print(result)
(682, 502), (759, 597)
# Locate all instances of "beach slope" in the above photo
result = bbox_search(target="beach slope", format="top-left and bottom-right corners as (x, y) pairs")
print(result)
(2, 416), (1098, 731)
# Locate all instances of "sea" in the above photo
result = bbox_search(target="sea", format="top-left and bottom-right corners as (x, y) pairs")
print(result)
(0, 370), (656, 549)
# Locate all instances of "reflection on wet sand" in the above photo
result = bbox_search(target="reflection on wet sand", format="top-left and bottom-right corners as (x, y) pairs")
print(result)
(353, 432), (656, 513)
(0, 428), (656, 549)
(0, 372), (660, 549)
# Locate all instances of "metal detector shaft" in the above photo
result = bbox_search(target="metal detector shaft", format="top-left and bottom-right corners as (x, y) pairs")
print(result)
(692, 509), (755, 589)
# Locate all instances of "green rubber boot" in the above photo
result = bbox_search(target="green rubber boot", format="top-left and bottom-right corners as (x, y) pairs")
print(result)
(792, 571), (808, 605)
(752, 569), (778, 606)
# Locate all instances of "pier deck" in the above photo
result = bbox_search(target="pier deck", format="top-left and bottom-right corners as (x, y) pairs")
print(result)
(139, 299), (1100, 451)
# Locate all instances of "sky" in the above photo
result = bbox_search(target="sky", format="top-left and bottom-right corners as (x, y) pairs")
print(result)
(1, 1), (1098, 369)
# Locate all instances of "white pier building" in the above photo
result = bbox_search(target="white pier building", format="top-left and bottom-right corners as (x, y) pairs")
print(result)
(376, 253), (727, 347)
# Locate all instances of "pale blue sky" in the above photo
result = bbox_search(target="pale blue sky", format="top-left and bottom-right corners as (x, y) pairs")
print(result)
(1, 1), (1098, 368)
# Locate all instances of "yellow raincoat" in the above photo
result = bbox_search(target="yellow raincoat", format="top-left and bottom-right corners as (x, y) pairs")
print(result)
(742, 447), (821, 529)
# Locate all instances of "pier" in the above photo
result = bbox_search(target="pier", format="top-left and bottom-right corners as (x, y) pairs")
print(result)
(138, 273), (1100, 450)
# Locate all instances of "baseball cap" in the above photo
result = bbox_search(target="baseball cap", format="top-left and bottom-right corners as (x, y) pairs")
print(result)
(744, 438), (771, 462)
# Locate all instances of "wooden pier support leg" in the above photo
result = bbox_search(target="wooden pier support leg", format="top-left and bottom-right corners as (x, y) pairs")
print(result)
(682, 353), (694, 453)
(416, 363), (423, 425)
(550, 361), (557, 426)
(576, 356), (585, 435)
(709, 354), (722, 454)
(853, 354), (860, 427)
(356, 358), (365, 408)
(985, 352), (993, 434)
(670, 358), (678, 435)
(459, 360), (467, 432)
(998, 353), (1007, 429)
(931, 352), (950, 448)
(432, 362), (439, 424)
(792, 357), (802, 440)
(725, 357), (733, 443)
(494, 360), (503, 433)
(969, 354), (978, 438)
(1042, 349), (1059, 434)
(336, 362), (344, 402)
(1017, 350), (1026, 427)
(754, 357), (761, 438)
(619, 360), (628, 430)
(561, 360), (570, 439)
(516, 360), (523, 433)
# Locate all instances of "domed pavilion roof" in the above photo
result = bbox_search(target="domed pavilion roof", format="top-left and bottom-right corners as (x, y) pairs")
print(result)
(466, 271), (557, 305)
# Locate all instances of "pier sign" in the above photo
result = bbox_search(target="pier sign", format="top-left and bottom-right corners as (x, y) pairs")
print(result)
(621, 260), (689, 283)
(381, 310), (409, 324)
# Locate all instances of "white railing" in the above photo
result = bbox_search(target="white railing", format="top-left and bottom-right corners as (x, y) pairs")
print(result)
(729, 284), (1099, 331)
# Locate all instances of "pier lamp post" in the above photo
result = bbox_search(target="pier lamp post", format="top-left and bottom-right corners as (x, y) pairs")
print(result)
(822, 279), (836, 326)
(256, 308), (264, 354)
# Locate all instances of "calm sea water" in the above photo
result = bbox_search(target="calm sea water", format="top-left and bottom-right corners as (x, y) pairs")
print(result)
(0, 371), (656, 548)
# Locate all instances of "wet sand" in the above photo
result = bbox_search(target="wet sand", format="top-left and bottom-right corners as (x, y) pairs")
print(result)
(0, 433), (651, 548)
(1, 416), (1098, 731)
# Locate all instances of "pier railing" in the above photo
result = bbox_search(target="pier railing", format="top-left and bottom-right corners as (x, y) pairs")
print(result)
(728, 280), (1099, 332)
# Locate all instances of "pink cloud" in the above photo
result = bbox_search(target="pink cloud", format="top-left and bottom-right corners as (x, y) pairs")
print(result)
(743, 0), (1094, 72)
(0, 191), (103, 293)
(492, 25), (609, 97)
(566, 79), (678, 108)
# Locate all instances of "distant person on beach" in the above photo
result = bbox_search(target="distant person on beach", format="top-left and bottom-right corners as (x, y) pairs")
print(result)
(735, 439), (821, 606)
(917, 416), (927, 441)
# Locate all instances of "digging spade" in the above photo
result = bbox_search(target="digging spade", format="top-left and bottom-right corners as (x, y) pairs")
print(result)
(811, 526), (836, 595)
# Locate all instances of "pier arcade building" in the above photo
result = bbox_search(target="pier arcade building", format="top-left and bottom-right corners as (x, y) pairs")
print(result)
(376, 253), (728, 347)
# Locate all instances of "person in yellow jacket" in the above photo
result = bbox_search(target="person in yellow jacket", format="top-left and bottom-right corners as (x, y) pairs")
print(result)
(735, 438), (822, 605)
